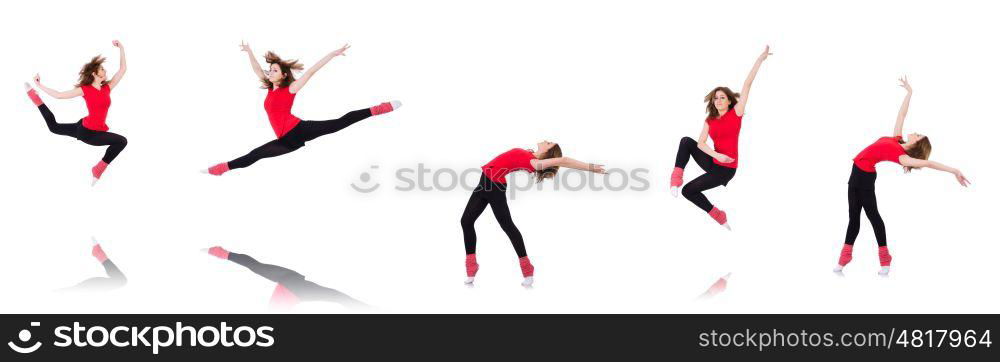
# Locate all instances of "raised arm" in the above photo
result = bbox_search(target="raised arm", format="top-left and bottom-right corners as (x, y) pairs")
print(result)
(898, 155), (970, 187)
(531, 157), (607, 174)
(33, 74), (82, 99)
(893, 76), (912, 137)
(735, 45), (772, 117)
(696, 122), (734, 164)
(240, 41), (267, 81)
(107, 40), (127, 89)
(289, 44), (350, 94)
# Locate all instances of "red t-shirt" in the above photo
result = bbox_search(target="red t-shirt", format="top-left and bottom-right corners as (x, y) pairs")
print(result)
(81, 84), (112, 132)
(853, 136), (906, 172)
(264, 87), (301, 138)
(481, 148), (537, 184)
(707, 108), (742, 168)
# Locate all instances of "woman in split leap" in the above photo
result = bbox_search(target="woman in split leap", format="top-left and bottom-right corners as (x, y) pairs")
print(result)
(669, 46), (772, 229)
(461, 142), (606, 287)
(204, 42), (400, 176)
(24, 40), (129, 185)
(834, 77), (969, 276)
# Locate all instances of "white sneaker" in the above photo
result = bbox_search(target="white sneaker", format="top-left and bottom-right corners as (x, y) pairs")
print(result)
(721, 223), (731, 231)
(833, 264), (845, 273)
(390, 100), (402, 111)
(521, 277), (534, 288)
(878, 266), (890, 276)
(670, 187), (679, 198)
(91, 177), (99, 187)
(464, 277), (475, 285)
(24, 82), (32, 91)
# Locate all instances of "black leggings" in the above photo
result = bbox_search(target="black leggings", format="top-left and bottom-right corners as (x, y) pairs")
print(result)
(37, 104), (128, 163)
(460, 173), (527, 258)
(228, 108), (373, 170)
(845, 166), (887, 246)
(66, 260), (127, 291)
(674, 137), (736, 212)
(227, 252), (365, 308)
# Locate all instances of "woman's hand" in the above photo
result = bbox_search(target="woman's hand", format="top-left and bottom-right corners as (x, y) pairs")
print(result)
(589, 164), (607, 174)
(239, 40), (252, 53)
(953, 170), (970, 187)
(332, 43), (351, 57)
(715, 154), (735, 164)
(112, 40), (123, 49)
(757, 45), (772, 62)
(33, 73), (41, 85)
(898, 76), (912, 93)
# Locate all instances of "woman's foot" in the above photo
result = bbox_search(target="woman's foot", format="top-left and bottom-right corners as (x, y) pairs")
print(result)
(878, 266), (891, 276)
(25, 83), (43, 106)
(465, 254), (479, 285)
(204, 163), (230, 176)
(708, 207), (730, 230)
(834, 244), (853, 272)
(91, 238), (108, 263)
(519, 256), (534, 288)
(205, 246), (231, 260)
(370, 100), (402, 116)
(91, 161), (109, 186)
(669, 167), (683, 197)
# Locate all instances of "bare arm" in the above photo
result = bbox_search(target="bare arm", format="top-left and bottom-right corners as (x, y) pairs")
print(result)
(893, 76), (912, 137)
(107, 40), (127, 89)
(531, 157), (606, 173)
(33, 74), (82, 99)
(289, 44), (350, 94)
(240, 41), (267, 81)
(898, 155), (970, 186)
(696, 122), (734, 163)
(735, 45), (772, 117)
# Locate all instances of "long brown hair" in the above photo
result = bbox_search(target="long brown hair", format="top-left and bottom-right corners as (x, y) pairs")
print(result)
(903, 136), (932, 172)
(535, 144), (562, 182)
(704, 86), (740, 119)
(77, 56), (107, 87)
(260, 51), (304, 89)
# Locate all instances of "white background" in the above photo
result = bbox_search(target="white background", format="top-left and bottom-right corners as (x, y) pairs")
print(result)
(0, 0), (996, 314)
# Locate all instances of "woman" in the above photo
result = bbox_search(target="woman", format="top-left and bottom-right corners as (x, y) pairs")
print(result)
(204, 42), (400, 176)
(669, 46), (772, 229)
(461, 142), (606, 287)
(834, 77), (969, 276)
(205, 246), (367, 310)
(24, 40), (128, 185)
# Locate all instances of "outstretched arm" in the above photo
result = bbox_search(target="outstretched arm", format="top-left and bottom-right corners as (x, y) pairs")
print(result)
(289, 44), (350, 94)
(240, 41), (267, 81)
(696, 122), (734, 163)
(531, 157), (607, 173)
(735, 45), (772, 117)
(893, 76), (912, 137)
(899, 155), (970, 187)
(107, 40), (127, 89)
(33, 74), (82, 99)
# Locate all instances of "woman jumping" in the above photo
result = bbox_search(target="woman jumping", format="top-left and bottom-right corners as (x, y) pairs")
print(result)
(669, 46), (772, 229)
(204, 42), (400, 176)
(461, 142), (606, 287)
(24, 40), (128, 185)
(205, 246), (367, 310)
(834, 77), (969, 276)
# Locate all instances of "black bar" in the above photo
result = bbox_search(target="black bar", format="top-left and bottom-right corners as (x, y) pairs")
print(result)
(1, 315), (996, 359)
